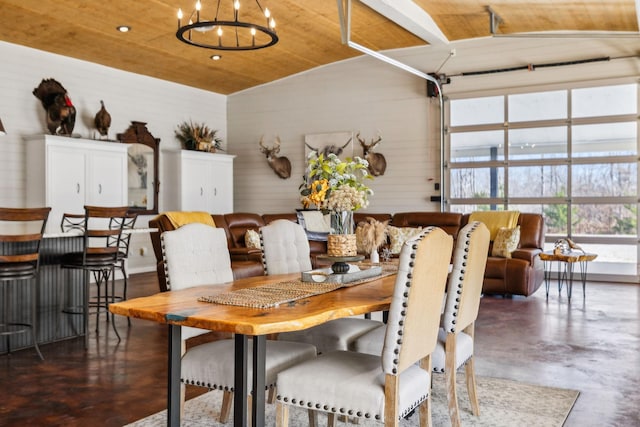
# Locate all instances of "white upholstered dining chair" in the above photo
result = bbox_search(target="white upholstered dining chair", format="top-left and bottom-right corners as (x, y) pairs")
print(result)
(262, 219), (382, 354)
(431, 221), (489, 427)
(161, 222), (317, 423)
(275, 226), (454, 427)
(353, 221), (490, 427)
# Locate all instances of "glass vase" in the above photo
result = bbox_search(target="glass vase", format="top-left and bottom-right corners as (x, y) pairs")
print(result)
(330, 211), (354, 235)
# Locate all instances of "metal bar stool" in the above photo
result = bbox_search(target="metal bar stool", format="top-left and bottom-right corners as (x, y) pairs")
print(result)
(0, 206), (51, 360)
(60, 206), (128, 349)
(108, 212), (137, 326)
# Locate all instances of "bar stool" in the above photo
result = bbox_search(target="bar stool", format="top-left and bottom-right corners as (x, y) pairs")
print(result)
(109, 212), (137, 325)
(60, 206), (128, 349)
(0, 207), (51, 360)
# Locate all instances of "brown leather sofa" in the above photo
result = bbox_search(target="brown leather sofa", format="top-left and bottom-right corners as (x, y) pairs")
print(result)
(149, 211), (545, 296)
(462, 213), (545, 297)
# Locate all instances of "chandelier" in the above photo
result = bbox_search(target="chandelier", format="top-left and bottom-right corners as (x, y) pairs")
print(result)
(176, 0), (278, 51)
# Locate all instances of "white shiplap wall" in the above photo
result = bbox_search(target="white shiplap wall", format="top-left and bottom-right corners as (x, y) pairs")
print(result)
(228, 55), (443, 215)
(0, 41), (227, 273)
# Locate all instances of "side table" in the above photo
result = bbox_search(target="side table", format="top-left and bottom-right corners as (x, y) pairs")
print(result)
(539, 250), (597, 301)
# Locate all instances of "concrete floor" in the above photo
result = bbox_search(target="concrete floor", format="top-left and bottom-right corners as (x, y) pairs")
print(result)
(475, 282), (640, 426)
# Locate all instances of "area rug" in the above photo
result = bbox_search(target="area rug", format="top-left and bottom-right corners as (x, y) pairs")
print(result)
(126, 375), (579, 427)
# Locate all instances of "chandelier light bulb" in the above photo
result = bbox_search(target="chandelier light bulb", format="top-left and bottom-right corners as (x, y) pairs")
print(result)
(264, 7), (270, 18)
(217, 27), (223, 36)
(234, 0), (240, 10)
(196, 0), (201, 11)
(270, 18), (276, 29)
(177, 8), (183, 19)
(251, 28), (256, 36)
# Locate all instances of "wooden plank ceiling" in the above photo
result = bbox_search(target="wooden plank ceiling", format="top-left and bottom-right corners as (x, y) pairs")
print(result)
(0, 0), (637, 95)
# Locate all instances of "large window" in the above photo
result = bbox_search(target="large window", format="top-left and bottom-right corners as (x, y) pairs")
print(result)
(446, 83), (639, 278)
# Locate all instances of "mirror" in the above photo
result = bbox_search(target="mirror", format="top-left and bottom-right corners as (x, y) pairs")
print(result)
(117, 121), (160, 215)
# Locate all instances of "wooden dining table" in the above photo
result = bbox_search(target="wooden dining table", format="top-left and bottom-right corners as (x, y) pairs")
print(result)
(109, 270), (397, 427)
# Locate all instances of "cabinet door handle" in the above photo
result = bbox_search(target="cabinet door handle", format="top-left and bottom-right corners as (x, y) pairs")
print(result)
(214, 188), (217, 196)
(200, 187), (204, 196)
(76, 183), (80, 194)
(98, 184), (102, 194)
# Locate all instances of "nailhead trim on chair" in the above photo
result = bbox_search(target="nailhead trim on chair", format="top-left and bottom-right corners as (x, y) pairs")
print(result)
(181, 378), (275, 392)
(445, 221), (481, 334)
(259, 229), (268, 275)
(432, 221), (482, 374)
(275, 393), (429, 421)
(160, 237), (172, 291)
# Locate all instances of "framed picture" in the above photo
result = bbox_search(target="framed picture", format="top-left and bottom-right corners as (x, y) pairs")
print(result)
(304, 131), (353, 162)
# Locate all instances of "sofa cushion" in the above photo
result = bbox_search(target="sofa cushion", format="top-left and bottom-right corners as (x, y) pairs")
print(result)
(245, 229), (262, 250)
(468, 210), (519, 240)
(492, 226), (520, 258)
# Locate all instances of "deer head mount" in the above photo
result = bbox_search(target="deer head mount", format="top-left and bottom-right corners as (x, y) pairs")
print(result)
(304, 137), (352, 158)
(357, 132), (387, 176)
(259, 136), (292, 179)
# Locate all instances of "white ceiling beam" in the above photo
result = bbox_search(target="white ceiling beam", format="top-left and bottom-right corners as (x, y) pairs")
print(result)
(360, 0), (449, 45)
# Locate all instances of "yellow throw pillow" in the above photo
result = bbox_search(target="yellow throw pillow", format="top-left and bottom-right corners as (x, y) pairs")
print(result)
(387, 225), (423, 255)
(492, 226), (520, 258)
(245, 229), (262, 250)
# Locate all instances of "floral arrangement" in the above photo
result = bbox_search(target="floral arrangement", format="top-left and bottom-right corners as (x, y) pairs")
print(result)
(300, 152), (373, 212)
(175, 121), (222, 152)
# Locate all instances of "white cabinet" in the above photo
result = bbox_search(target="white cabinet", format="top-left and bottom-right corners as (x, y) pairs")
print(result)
(164, 150), (235, 214)
(25, 135), (128, 232)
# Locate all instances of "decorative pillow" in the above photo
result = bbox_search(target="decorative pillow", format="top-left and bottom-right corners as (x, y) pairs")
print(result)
(492, 226), (520, 258)
(300, 210), (331, 233)
(244, 229), (262, 250)
(387, 225), (423, 254)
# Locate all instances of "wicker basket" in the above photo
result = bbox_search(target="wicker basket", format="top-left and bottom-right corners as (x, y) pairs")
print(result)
(327, 234), (357, 257)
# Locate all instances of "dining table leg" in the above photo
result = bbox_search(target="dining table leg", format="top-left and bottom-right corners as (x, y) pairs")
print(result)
(234, 334), (248, 427)
(252, 335), (266, 427)
(233, 334), (267, 427)
(167, 324), (182, 427)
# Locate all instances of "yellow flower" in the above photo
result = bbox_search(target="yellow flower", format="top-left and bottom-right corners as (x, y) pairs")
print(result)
(302, 179), (330, 208)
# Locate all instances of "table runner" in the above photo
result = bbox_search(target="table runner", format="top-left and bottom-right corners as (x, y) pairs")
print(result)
(199, 261), (398, 309)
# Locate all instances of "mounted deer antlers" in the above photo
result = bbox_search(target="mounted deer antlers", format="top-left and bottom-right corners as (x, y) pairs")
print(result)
(305, 137), (352, 158)
(259, 136), (292, 179)
(357, 132), (387, 176)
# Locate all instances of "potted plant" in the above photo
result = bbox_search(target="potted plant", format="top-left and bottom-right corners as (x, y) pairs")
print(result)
(175, 121), (222, 152)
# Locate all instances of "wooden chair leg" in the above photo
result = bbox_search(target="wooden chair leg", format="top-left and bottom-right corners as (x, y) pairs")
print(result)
(445, 333), (461, 427)
(384, 374), (400, 427)
(462, 323), (480, 417)
(327, 413), (337, 427)
(275, 402), (289, 427)
(419, 395), (432, 427)
(307, 409), (318, 427)
(419, 355), (433, 427)
(465, 357), (480, 416)
(219, 391), (233, 423)
(267, 387), (276, 404)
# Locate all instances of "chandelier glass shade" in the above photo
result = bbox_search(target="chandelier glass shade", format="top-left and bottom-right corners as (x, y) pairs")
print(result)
(176, 0), (278, 51)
